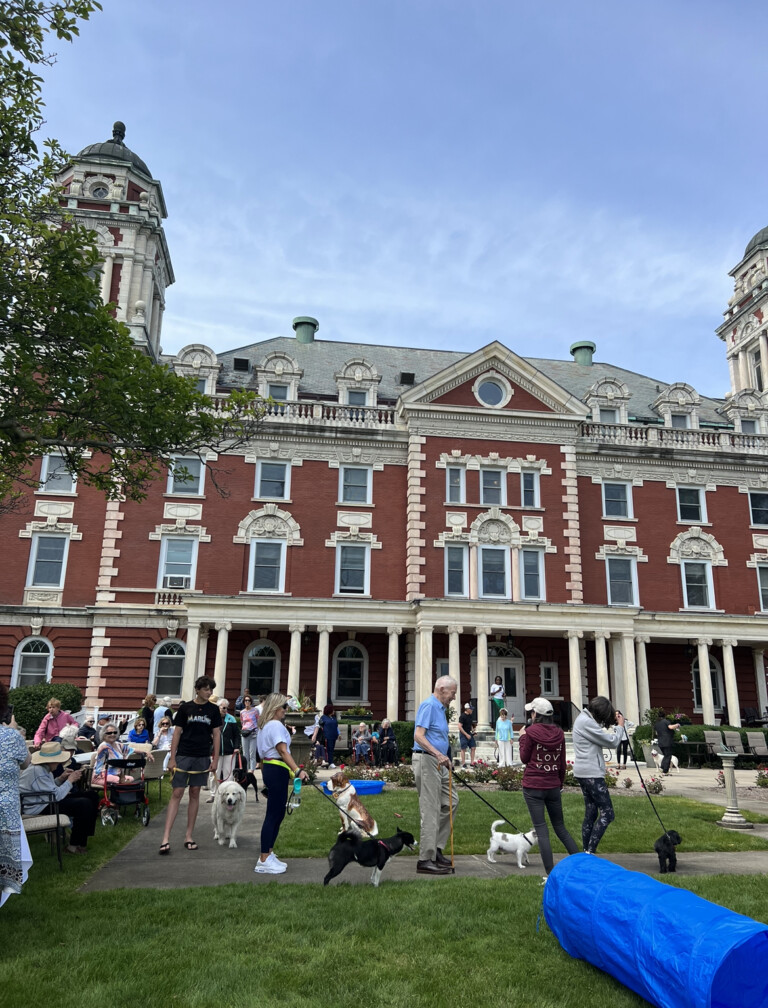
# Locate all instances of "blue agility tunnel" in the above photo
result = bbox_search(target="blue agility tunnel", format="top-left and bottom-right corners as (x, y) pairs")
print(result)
(543, 854), (768, 1008)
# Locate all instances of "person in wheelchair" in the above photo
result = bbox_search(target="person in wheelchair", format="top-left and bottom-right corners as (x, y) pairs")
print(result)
(352, 723), (373, 765)
(378, 719), (398, 765)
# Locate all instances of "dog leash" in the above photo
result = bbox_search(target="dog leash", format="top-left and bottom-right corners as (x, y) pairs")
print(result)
(307, 780), (379, 840)
(452, 769), (530, 839)
(620, 724), (674, 839)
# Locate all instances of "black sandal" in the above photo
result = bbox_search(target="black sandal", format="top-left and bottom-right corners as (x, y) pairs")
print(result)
(158, 843), (171, 855)
(184, 840), (198, 850)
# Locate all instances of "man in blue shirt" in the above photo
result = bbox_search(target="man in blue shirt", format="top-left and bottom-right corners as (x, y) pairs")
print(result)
(413, 675), (458, 875)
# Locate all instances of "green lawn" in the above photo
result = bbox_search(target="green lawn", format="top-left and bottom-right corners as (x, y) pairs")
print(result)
(5, 788), (768, 1008)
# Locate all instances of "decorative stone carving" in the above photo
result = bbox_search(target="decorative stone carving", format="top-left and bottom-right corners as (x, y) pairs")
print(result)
(163, 502), (203, 521)
(34, 500), (75, 519)
(149, 521), (210, 542)
(667, 527), (727, 566)
(325, 530), (382, 549)
(233, 504), (303, 545)
(338, 512), (373, 528)
(604, 526), (637, 543)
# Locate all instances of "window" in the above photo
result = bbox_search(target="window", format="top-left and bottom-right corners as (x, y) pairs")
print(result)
(758, 566), (768, 611)
(233, 357), (250, 372)
(195, 378), (207, 394)
(479, 546), (509, 598)
(681, 561), (714, 609)
(27, 534), (68, 588)
(692, 656), (725, 713)
(256, 461), (289, 499)
(606, 556), (637, 606)
(268, 383), (288, 415)
(671, 413), (690, 429)
(521, 470), (540, 508)
(749, 491), (768, 526)
(599, 407), (618, 423)
(520, 549), (544, 600)
(446, 467), (465, 504)
(339, 466), (371, 505)
(676, 487), (705, 523)
(249, 539), (286, 592)
(742, 419), (758, 434)
(245, 641), (279, 695)
(540, 662), (559, 697)
(602, 481), (631, 518)
(150, 640), (185, 696)
(335, 544), (370, 595)
(12, 638), (53, 687)
(477, 379), (504, 406)
(445, 545), (468, 596)
(480, 469), (505, 506)
(159, 537), (197, 590)
(333, 643), (368, 702)
(167, 457), (203, 495)
(346, 390), (368, 420)
(39, 452), (75, 493)
(754, 350), (763, 392)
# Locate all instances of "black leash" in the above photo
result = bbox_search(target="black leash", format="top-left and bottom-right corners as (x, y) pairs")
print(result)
(307, 779), (379, 840)
(452, 769), (529, 836)
(620, 724), (673, 838)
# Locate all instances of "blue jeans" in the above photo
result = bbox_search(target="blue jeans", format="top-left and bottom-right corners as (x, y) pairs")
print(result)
(577, 776), (615, 853)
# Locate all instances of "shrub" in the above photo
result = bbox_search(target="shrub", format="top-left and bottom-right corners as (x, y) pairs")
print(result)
(604, 771), (617, 788)
(563, 763), (577, 787)
(495, 767), (524, 791)
(466, 759), (496, 783)
(9, 682), (83, 736)
(756, 765), (768, 788)
(380, 764), (415, 787)
(642, 776), (664, 795)
(392, 720), (414, 758)
(621, 776), (634, 789)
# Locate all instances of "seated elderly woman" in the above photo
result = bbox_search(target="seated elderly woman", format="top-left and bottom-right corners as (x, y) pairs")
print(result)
(19, 741), (99, 854)
(91, 727), (151, 786)
(127, 718), (150, 745)
(352, 722), (373, 765)
(378, 719), (398, 765)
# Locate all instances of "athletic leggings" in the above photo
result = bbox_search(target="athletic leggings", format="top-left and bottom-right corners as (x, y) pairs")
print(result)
(577, 776), (615, 853)
(260, 762), (289, 855)
(616, 739), (630, 766)
(523, 787), (580, 874)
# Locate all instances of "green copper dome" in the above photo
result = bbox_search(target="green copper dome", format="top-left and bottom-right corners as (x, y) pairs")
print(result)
(744, 225), (768, 259)
(77, 122), (151, 178)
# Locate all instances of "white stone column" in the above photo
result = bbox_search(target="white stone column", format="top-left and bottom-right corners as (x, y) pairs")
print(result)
(100, 252), (114, 304)
(386, 626), (401, 723)
(181, 623), (200, 700)
(469, 545), (479, 599)
(594, 631), (610, 697)
(447, 624), (463, 729)
(738, 350), (750, 390)
(565, 630), (583, 712)
(696, 637), (715, 725)
(418, 625), (433, 701)
(634, 635), (651, 720)
(196, 626), (210, 680)
(287, 624), (305, 699)
(475, 626), (492, 730)
(609, 635), (624, 707)
(718, 638), (740, 726)
(753, 648), (768, 717)
(510, 549), (520, 602)
(213, 622), (231, 699)
(315, 624), (332, 712)
(621, 632), (640, 724)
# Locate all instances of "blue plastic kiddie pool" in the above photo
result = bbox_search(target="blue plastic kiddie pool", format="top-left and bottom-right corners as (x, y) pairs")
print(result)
(323, 779), (384, 795)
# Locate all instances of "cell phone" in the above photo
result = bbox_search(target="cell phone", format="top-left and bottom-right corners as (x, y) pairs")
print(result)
(1, 704), (13, 725)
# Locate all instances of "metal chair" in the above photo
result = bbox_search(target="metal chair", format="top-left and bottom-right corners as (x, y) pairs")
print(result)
(20, 790), (72, 869)
(746, 732), (768, 761)
(703, 730), (724, 761)
(141, 749), (166, 800)
(722, 731), (752, 764)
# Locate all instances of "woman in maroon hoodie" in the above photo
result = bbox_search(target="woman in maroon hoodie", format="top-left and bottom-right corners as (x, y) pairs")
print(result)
(518, 697), (579, 879)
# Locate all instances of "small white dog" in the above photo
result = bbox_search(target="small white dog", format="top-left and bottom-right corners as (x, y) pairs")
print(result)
(212, 780), (246, 848)
(328, 772), (378, 837)
(651, 749), (680, 774)
(486, 820), (538, 868)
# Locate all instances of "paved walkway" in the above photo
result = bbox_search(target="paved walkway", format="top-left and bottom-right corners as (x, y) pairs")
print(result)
(79, 764), (768, 893)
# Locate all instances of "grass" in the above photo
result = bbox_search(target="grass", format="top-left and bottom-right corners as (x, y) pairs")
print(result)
(4, 786), (768, 1008)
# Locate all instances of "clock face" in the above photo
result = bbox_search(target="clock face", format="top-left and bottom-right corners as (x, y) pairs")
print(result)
(92, 185), (109, 199)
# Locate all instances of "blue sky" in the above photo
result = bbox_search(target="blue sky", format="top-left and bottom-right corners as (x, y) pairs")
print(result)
(40, 1), (768, 398)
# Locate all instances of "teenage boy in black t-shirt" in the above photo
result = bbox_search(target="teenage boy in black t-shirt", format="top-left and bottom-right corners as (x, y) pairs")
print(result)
(159, 675), (221, 855)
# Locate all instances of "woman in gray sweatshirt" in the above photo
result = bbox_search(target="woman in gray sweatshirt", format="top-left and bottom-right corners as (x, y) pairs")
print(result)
(572, 697), (625, 854)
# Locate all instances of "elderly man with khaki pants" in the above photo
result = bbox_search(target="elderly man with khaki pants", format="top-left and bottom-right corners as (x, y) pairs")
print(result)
(412, 676), (458, 875)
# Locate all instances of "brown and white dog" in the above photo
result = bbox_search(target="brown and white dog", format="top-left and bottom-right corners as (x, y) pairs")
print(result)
(328, 772), (378, 837)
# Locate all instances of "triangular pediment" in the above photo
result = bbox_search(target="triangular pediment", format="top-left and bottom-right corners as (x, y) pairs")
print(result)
(397, 341), (589, 417)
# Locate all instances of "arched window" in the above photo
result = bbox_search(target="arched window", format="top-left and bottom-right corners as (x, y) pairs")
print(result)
(150, 640), (185, 697)
(332, 642), (368, 703)
(243, 641), (281, 697)
(12, 637), (53, 688)
(692, 654), (725, 714)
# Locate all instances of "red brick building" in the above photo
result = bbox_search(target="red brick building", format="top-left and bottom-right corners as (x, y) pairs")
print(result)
(3, 125), (768, 728)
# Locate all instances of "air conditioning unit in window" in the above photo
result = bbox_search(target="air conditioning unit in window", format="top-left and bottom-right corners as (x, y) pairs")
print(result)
(163, 576), (190, 589)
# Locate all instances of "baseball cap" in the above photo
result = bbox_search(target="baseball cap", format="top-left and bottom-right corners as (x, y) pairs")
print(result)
(525, 697), (554, 716)
(463, 703), (472, 710)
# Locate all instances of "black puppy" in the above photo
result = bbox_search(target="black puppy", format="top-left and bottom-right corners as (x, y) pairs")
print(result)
(654, 829), (681, 873)
(323, 828), (416, 887)
(232, 766), (259, 802)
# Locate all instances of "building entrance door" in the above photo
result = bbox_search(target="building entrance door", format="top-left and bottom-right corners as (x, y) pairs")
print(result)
(493, 659), (525, 725)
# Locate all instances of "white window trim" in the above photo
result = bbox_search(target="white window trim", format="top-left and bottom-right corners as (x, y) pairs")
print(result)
(26, 533), (70, 589)
(256, 460), (291, 501)
(681, 559), (715, 610)
(242, 639), (281, 695)
(334, 543), (371, 596)
(479, 545), (511, 599)
(444, 544), (469, 597)
(338, 465), (372, 506)
(38, 452), (77, 494)
(539, 661), (560, 698)
(757, 565), (768, 612)
(148, 639), (186, 697)
(248, 538), (287, 593)
(605, 555), (639, 607)
(519, 547), (545, 601)
(480, 468), (507, 507)
(749, 490), (768, 527)
(520, 470), (540, 508)
(331, 640), (369, 704)
(158, 536), (199, 591)
(446, 467), (466, 504)
(11, 636), (53, 688)
(167, 457), (205, 496)
(676, 486), (707, 524)
(602, 480), (633, 519)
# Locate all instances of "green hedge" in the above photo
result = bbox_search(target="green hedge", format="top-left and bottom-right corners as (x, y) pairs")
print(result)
(9, 682), (83, 736)
(631, 723), (768, 764)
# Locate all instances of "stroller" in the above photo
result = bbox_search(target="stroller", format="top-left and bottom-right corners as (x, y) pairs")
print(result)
(97, 755), (150, 827)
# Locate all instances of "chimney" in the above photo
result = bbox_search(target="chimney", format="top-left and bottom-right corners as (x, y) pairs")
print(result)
(570, 340), (596, 366)
(293, 316), (319, 343)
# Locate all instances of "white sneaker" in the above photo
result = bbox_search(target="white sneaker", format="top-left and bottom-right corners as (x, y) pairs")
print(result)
(328, 763), (337, 769)
(254, 858), (286, 874)
(267, 853), (287, 868)
(540, 876), (548, 886)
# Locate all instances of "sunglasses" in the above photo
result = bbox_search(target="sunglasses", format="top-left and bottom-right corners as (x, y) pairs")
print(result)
(103, 731), (118, 736)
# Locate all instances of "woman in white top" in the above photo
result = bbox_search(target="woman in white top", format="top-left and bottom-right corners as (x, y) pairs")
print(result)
(254, 693), (308, 875)
(490, 676), (505, 727)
